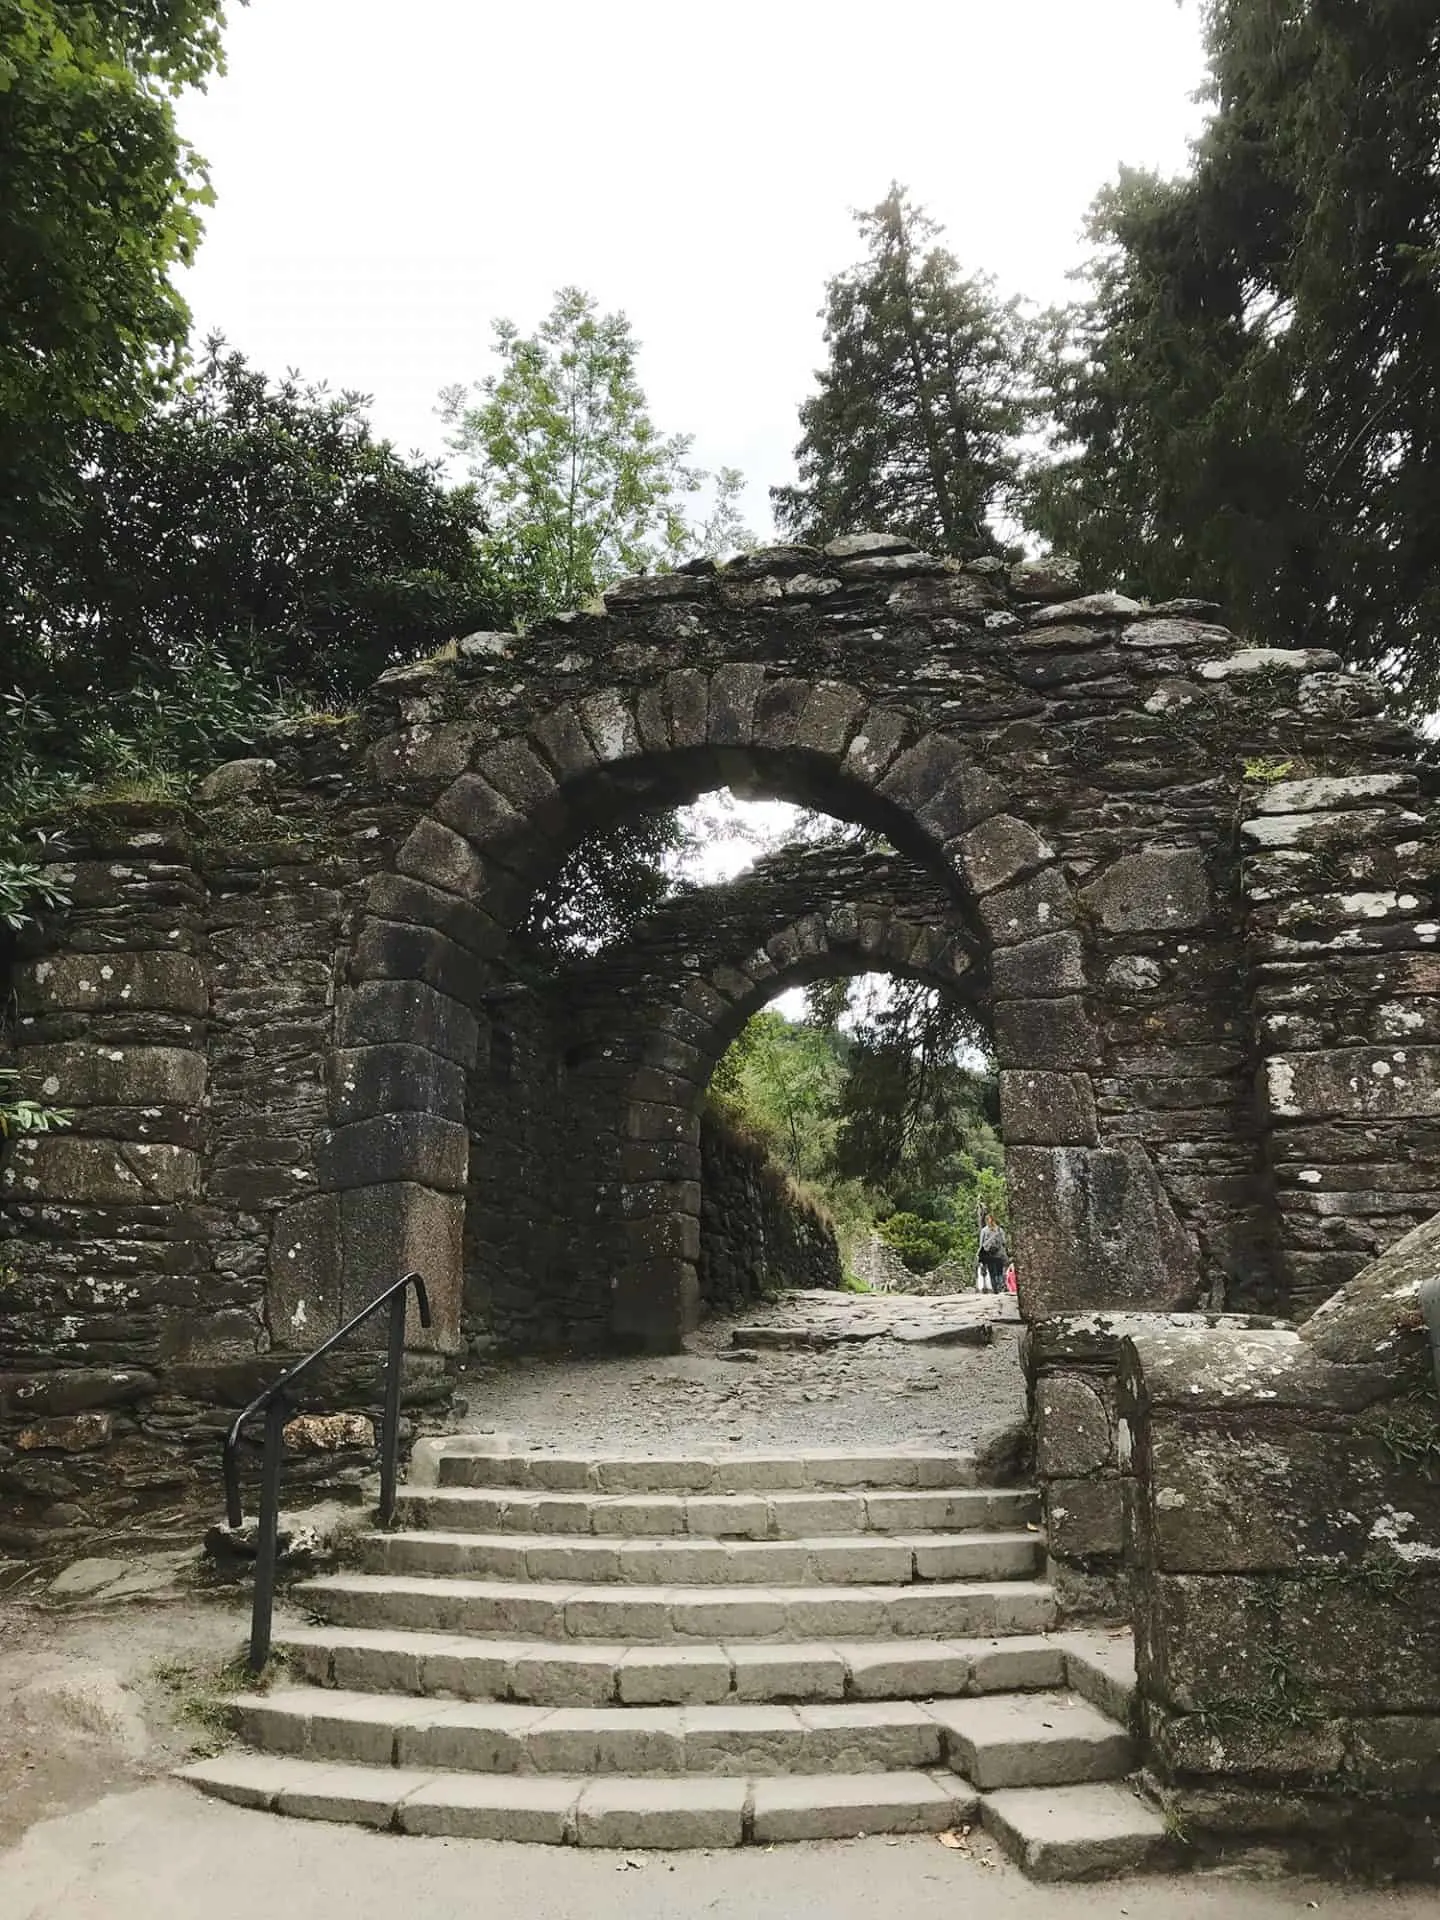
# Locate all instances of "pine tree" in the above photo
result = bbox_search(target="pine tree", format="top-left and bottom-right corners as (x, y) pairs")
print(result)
(773, 187), (1032, 556)
(1029, 1), (1440, 705)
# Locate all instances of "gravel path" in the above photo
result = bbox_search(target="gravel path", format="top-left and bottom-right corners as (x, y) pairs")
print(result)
(448, 1289), (1027, 1458)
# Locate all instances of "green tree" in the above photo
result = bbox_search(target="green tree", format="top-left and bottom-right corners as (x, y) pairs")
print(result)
(442, 287), (749, 624)
(709, 979), (1007, 1271)
(0, 2), (230, 539)
(709, 1010), (846, 1183)
(448, 288), (753, 955)
(773, 186), (1033, 556)
(1030, 1), (1440, 705)
(829, 981), (996, 1201)
(2, 339), (506, 820)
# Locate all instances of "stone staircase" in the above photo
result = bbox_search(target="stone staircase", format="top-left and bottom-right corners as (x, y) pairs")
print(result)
(182, 1438), (1167, 1879)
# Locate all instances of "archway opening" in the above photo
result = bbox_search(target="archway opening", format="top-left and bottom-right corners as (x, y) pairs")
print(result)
(700, 966), (1013, 1315)
(458, 760), (1009, 1355)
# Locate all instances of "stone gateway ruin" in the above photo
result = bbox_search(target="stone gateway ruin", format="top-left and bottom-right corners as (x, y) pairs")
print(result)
(3, 533), (1439, 1869)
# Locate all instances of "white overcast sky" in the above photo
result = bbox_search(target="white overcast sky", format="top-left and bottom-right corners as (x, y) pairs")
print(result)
(178, 0), (1210, 534)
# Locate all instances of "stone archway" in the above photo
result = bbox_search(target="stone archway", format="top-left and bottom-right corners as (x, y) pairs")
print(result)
(8, 530), (1440, 1541)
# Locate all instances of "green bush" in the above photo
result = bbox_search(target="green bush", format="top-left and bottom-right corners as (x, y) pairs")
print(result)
(876, 1211), (960, 1275)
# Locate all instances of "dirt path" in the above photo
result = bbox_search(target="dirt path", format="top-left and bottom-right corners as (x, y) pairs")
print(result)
(0, 1592), (251, 1852)
(453, 1288), (1027, 1456)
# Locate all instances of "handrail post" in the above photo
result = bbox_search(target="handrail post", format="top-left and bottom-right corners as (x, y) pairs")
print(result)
(378, 1283), (408, 1528)
(248, 1395), (288, 1673)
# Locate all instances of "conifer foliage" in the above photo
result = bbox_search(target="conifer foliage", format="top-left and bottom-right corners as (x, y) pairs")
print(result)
(1029, 0), (1440, 705)
(773, 186), (1032, 557)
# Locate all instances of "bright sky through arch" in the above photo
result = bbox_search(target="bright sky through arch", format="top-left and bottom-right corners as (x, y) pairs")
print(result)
(177, 0), (1209, 534)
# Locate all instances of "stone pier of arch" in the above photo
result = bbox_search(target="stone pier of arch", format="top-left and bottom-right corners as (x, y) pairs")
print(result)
(4, 532), (1440, 1550)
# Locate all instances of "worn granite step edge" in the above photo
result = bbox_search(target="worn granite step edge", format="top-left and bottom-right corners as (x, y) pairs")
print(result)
(178, 1753), (981, 1846)
(358, 1527), (1042, 1586)
(271, 1625), (1070, 1705)
(980, 1781), (1172, 1881)
(222, 1686), (1135, 1786)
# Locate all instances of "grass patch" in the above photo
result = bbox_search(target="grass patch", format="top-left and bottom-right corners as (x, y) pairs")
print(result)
(153, 1650), (287, 1758)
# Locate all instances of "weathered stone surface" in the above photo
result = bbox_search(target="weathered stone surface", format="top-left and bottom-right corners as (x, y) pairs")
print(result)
(994, 999), (1102, 1072)
(1140, 1417), (1440, 1573)
(991, 932), (1086, 998)
(956, 816), (1054, 896)
(15, 1411), (113, 1452)
(1000, 1071), (1099, 1147)
(327, 1045), (466, 1126)
(14, 952), (207, 1016)
(1046, 1476), (1124, 1558)
(1197, 647), (1341, 679)
(268, 1193), (343, 1346)
(196, 757), (276, 801)
(822, 531), (914, 559)
(318, 1114), (470, 1193)
(1081, 849), (1211, 933)
(0, 1369), (156, 1415)
(339, 1183), (464, 1351)
(1255, 772), (1413, 814)
(336, 980), (480, 1068)
(396, 817), (493, 899)
(1299, 1209), (1438, 1366)
(1010, 556), (1083, 601)
(978, 868), (1075, 947)
(1035, 1375), (1112, 1476)
(1010, 1142), (1201, 1317)
(1265, 1046), (1440, 1122)
(1029, 592), (1146, 624)
(19, 1043), (205, 1108)
(284, 1411), (374, 1451)
(3, 1137), (200, 1203)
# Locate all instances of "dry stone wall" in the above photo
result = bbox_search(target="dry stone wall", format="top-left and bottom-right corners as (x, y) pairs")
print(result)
(1119, 1221), (1440, 1870)
(5, 528), (1440, 1545)
(698, 1112), (841, 1310)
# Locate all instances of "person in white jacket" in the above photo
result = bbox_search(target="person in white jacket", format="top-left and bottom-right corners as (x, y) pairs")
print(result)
(978, 1213), (1008, 1294)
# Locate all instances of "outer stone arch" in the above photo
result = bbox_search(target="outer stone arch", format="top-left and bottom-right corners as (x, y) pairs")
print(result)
(334, 655), (1116, 1353)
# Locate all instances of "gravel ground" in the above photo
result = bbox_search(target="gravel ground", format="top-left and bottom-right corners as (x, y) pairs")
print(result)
(449, 1288), (1027, 1457)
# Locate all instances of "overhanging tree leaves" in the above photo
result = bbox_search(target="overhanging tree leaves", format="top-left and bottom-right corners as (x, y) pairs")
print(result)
(773, 186), (1033, 556)
(0, 1), (232, 539)
(1029, 0), (1440, 705)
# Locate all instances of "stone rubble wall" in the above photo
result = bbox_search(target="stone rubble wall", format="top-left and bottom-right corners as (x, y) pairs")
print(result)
(1118, 1218), (1440, 1869)
(1023, 1309), (1289, 1621)
(697, 1110), (841, 1310)
(847, 1232), (915, 1293)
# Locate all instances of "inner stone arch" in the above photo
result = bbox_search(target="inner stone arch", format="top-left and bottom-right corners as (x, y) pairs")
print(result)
(548, 835), (993, 1349)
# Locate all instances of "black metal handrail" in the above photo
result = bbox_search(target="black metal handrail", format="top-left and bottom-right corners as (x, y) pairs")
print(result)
(222, 1270), (432, 1671)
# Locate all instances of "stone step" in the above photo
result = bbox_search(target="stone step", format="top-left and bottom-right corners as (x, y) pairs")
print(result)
(432, 1446), (981, 1495)
(359, 1528), (1043, 1586)
(394, 1485), (1037, 1539)
(928, 1692), (1135, 1790)
(228, 1687), (971, 1775)
(225, 1686), (1127, 1783)
(296, 1572), (1058, 1642)
(275, 1625), (1069, 1705)
(1050, 1628), (1136, 1725)
(180, 1752), (980, 1846)
(981, 1782), (1170, 1881)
